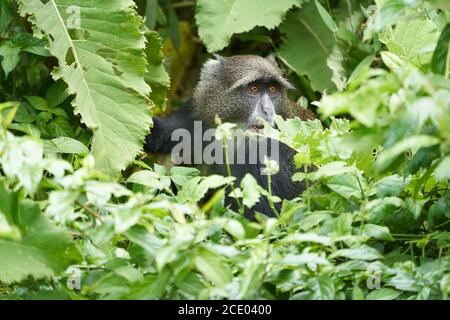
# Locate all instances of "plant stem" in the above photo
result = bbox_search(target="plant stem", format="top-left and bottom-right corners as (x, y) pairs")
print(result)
(223, 137), (243, 214)
(76, 200), (102, 221)
(266, 173), (279, 218)
(445, 43), (450, 79)
(356, 175), (367, 201)
(305, 164), (311, 211)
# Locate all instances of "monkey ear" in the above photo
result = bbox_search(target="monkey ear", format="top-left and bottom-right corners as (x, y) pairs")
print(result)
(265, 55), (278, 67)
(213, 54), (226, 64)
(202, 55), (224, 79)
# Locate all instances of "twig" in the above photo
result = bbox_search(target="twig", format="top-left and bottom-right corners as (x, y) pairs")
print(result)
(75, 200), (103, 221)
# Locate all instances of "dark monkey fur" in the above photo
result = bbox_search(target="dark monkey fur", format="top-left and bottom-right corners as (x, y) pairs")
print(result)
(144, 55), (315, 219)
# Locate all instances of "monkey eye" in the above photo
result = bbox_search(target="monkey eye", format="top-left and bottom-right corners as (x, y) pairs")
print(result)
(268, 84), (278, 94)
(248, 85), (260, 94)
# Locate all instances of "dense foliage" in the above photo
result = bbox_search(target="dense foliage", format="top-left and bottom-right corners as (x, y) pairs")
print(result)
(0, 0), (449, 300)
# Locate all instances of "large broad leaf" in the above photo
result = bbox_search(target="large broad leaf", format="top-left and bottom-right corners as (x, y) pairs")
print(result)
(0, 182), (81, 284)
(379, 16), (439, 68)
(196, 0), (301, 52)
(279, 1), (336, 92)
(0, 0), (14, 34)
(432, 23), (450, 76)
(18, 0), (153, 176)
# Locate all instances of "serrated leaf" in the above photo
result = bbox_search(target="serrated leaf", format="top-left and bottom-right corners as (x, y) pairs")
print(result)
(196, 0), (301, 52)
(18, 0), (153, 176)
(380, 16), (439, 68)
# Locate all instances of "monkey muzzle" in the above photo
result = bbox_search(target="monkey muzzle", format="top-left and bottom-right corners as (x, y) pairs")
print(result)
(248, 94), (275, 132)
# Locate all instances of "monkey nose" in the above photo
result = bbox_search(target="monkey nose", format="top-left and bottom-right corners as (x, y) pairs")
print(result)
(261, 95), (275, 119)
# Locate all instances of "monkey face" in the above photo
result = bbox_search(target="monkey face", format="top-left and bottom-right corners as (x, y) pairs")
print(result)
(193, 55), (294, 128)
(240, 80), (283, 132)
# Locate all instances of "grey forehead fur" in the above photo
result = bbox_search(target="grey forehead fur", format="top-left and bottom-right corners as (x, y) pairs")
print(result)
(196, 55), (294, 91)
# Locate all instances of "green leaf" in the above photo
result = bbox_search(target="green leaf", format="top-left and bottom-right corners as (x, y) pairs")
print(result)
(0, 211), (20, 240)
(299, 212), (331, 231)
(18, 0), (153, 176)
(311, 161), (362, 180)
(375, 135), (440, 173)
(127, 170), (169, 190)
(333, 212), (352, 236)
(0, 40), (21, 78)
(46, 80), (70, 108)
(170, 166), (201, 187)
(279, 1), (336, 91)
(195, 247), (232, 287)
(314, 0), (337, 32)
(428, 191), (450, 229)
(236, 243), (267, 299)
(380, 51), (407, 71)
(145, 0), (158, 30)
(432, 23), (450, 76)
(281, 233), (333, 246)
(0, 0), (14, 34)
(0, 183), (81, 284)
(278, 252), (329, 267)
(435, 156), (450, 181)
(362, 224), (394, 241)
(145, 31), (170, 110)
(375, 174), (407, 197)
(365, 197), (404, 225)
(177, 175), (234, 203)
(326, 174), (362, 199)
(241, 174), (261, 209)
(308, 275), (336, 300)
(327, 45), (347, 91)
(347, 55), (374, 90)
(24, 96), (49, 111)
(0, 240), (54, 284)
(125, 270), (170, 299)
(12, 32), (51, 57)
(364, 0), (419, 39)
(196, 0), (301, 52)
(428, 0), (450, 10)
(51, 137), (89, 155)
(366, 288), (401, 300)
(330, 245), (383, 261)
(379, 16), (439, 68)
